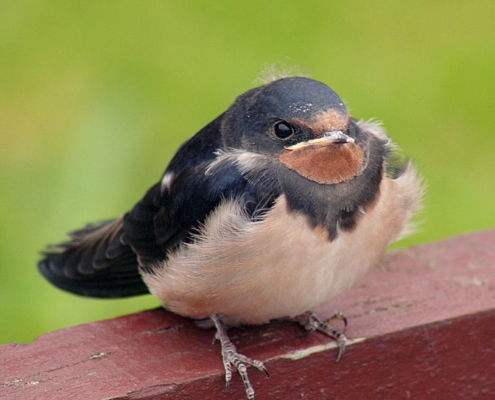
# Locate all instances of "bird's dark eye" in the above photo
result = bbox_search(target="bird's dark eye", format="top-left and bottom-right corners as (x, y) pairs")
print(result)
(273, 121), (294, 139)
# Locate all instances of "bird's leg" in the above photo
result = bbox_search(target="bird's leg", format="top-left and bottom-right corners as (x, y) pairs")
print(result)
(294, 310), (348, 361)
(210, 314), (268, 400)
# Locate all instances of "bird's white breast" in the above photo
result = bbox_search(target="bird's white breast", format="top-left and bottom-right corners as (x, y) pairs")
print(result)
(142, 163), (422, 326)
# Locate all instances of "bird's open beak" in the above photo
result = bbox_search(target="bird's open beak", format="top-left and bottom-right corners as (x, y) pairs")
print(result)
(285, 131), (354, 151)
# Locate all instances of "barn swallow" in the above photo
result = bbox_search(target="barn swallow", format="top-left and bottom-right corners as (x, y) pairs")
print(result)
(39, 77), (423, 399)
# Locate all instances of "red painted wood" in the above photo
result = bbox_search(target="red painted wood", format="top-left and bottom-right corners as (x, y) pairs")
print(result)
(1, 230), (494, 399)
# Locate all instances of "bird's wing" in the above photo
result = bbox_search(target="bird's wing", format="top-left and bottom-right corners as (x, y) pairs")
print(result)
(37, 117), (225, 298)
(38, 217), (149, 298)
(38, 117), (281, 298)
(123, 152), (281, 271)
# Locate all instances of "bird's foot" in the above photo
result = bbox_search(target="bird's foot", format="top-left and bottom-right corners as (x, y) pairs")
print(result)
(211, 314), (269, 400)
(294, 310), (348, 361)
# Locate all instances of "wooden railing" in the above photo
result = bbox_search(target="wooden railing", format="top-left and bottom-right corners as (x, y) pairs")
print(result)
(1, 230), (494, 399)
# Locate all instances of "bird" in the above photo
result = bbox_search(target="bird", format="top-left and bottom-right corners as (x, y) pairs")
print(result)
(39, 76), (423, 399)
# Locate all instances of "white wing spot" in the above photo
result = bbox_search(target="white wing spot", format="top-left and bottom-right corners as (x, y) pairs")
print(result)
(161, 171), (175, 193)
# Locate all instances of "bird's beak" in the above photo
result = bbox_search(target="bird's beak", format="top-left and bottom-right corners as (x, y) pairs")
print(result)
(285, 131), (354, 151)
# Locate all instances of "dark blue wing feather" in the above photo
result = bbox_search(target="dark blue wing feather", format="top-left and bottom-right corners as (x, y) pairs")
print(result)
(38, 115), (281, 297)
(123, 152), (280, 269)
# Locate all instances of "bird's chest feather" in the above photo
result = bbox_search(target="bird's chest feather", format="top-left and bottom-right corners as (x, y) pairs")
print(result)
(142, 177), (410, 326)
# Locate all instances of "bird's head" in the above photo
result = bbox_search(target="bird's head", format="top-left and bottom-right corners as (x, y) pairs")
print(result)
(221, 77), (368, 184)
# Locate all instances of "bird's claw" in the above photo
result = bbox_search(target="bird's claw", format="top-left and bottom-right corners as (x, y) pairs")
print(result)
(295, 310), (348, 361)
(212, 314), (268, 400)
(221, 340), (268, 398)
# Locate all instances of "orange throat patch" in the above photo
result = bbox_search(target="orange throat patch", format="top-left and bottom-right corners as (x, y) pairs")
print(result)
(279, 143), (364, 184)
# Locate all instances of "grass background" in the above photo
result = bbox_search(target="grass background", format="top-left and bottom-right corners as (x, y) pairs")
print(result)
(1, 1), (494, 344)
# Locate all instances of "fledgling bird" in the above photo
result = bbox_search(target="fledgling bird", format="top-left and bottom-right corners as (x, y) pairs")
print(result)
(39, 76), (423, 399)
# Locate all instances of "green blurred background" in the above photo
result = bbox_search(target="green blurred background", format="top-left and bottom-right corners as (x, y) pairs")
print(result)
(1, 1), (494, 345)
